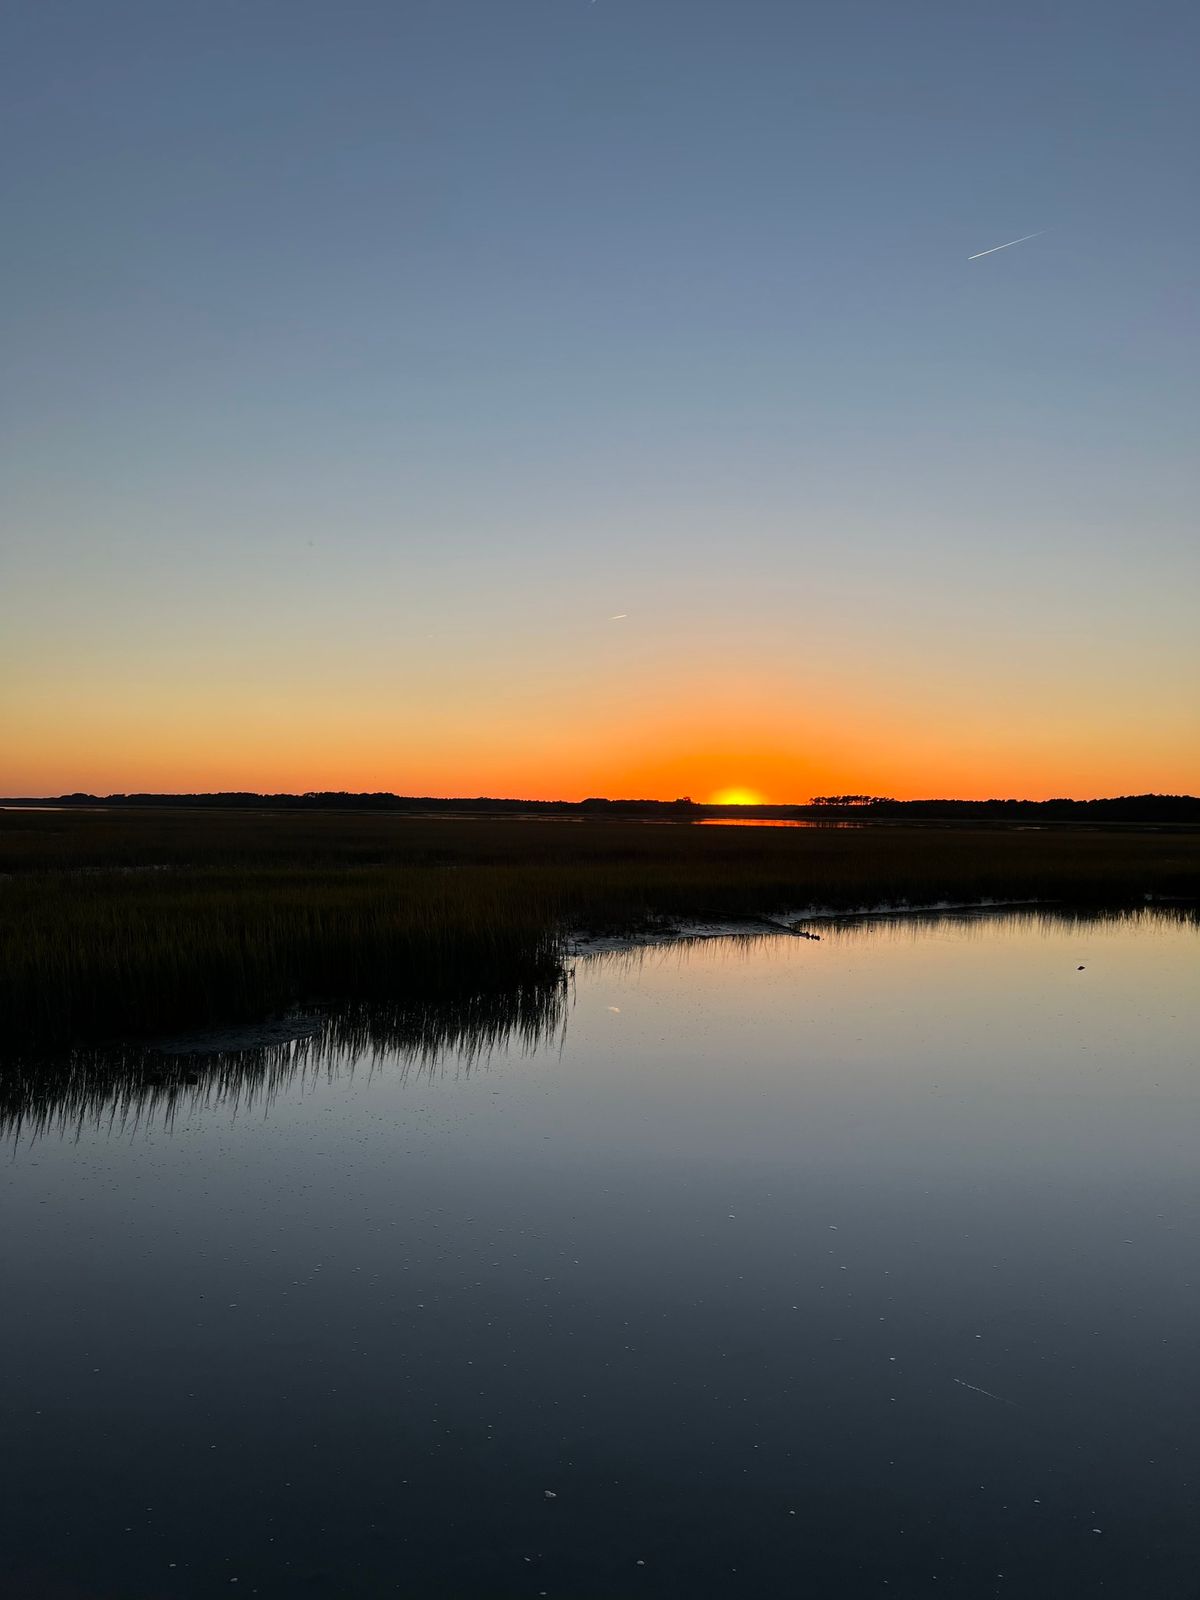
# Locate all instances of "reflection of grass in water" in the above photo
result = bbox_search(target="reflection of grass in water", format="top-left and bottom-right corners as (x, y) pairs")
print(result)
(2, 982), (567, 1144)
(576, 905), (1200, 981)
(2, 810), (1198, 1050)
(790, 901), (1200, 944)
(7, 906), (1196, 1139)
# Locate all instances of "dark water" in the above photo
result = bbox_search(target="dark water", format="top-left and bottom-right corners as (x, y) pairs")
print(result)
(2, 909), (1198, 1598)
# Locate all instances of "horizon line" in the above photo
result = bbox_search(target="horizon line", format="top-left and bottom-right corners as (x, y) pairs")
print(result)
(3, 790), (1198, 809)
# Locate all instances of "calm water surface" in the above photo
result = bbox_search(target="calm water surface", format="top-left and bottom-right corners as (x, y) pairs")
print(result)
(2, 910), (1198, 1598)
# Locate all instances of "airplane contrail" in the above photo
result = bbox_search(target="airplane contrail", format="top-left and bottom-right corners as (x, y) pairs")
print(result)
(968, 230), (1045, 261)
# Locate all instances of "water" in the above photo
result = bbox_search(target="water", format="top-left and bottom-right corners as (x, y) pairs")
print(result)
(2, 909), (1197, 1597)
(695, 817), (862, 827)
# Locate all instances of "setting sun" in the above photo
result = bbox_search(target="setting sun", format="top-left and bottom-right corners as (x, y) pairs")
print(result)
(709, 786), (766, 806)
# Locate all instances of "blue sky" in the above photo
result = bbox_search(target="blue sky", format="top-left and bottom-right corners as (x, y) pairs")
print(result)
(3, 0), (1197, 797)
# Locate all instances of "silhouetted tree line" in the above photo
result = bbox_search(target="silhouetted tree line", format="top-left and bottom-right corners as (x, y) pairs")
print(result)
(810, 794), (1200, 822)
(13, 791), (702, 816)
(5, 791), (1198, 822)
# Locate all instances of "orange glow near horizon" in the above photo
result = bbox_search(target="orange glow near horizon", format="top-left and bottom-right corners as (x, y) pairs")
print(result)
(4, 702), (1199, 804)
(2, 650), (1198, 804)
(709, 787), (767, 806)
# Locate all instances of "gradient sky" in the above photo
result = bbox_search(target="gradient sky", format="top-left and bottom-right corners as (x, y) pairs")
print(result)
(3, 0), (1197, 801)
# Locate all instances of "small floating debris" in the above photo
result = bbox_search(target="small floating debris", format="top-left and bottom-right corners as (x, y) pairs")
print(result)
(952, 1377), (1015, 1406)
(543, 1489), (557, 1500)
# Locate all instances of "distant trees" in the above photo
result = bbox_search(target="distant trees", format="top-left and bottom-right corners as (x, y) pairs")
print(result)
(809, 794), (891, 808)
(6, 791), (1199, 824)
(811, 795), (1200, 823)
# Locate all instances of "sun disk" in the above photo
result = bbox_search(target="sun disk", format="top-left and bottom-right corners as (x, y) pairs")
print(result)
(709, 786), (765, 806)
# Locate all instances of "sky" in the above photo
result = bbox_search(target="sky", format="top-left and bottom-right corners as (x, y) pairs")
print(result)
(2, 0), (1197, 802)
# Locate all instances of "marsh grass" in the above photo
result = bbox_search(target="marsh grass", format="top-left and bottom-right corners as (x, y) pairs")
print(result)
(2, 809), (1198, 1050)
